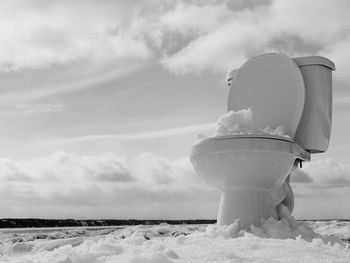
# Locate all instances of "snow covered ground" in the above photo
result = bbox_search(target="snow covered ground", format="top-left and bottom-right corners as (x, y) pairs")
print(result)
(0, 216), (349, 262)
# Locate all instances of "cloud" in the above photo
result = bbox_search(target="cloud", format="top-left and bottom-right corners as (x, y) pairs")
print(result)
(0, 159), (32, 182)
(160, 3), (232, 36)
(0, 0), (151, 71)
(161, 0), (350, 79)
(323, 36), (350, 83)
(13, 103), (65, 114)
(16, 152), (133, 183)
(291, 158), (350, 186)
(1, 152), (350, 219)
(161, 4), (270, 73)
(1, 0), (350, 84)
(0, 152), (218, 219)
(290, 158), (350, 219)
(290, 168), (312, 183)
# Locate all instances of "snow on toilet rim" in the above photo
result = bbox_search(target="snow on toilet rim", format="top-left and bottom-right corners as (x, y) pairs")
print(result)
(191, 135), (310, 164)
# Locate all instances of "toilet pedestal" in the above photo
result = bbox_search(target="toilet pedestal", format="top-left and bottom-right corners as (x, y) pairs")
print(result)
(217, 188), (278, 229)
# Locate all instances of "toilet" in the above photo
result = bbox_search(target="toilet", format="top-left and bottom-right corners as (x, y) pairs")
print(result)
(190, 53), (335, 229)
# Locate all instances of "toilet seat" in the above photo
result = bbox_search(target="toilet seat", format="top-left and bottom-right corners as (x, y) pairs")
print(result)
(228, 53), (305, 139)
(192, 135), (310, 162)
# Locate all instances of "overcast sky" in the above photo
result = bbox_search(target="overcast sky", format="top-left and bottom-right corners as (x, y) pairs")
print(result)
(0, 0), (350, 220)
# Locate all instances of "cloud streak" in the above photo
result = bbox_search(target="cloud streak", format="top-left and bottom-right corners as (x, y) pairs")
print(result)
(0, 61), (145, 106)
(43, 122), (215, 145)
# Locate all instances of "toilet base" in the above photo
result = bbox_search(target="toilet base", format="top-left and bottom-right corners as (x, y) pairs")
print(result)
(217, 188), (278, 229)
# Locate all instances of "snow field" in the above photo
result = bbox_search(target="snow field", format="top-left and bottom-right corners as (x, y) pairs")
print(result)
(1, 213), (349, 263)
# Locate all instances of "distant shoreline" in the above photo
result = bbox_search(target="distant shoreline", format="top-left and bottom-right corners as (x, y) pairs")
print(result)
(0, 219), (217, 228)
(0, 218), (349, 229)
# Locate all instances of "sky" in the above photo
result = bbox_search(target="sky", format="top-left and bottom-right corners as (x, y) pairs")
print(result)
(0, 0), (350, 220)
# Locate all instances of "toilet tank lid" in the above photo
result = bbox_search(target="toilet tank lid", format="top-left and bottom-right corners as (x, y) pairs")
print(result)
(293, 56), (335, 70)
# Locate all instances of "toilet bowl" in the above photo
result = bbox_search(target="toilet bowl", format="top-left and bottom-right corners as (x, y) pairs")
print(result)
(190, 135), (309, 228)
(190, 53), (335, 229)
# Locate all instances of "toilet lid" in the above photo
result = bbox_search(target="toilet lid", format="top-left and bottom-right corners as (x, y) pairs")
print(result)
(228, 53), (305, 138)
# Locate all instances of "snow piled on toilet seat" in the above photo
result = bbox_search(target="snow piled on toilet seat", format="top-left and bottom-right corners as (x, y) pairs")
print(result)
(197, 108), (291, 141)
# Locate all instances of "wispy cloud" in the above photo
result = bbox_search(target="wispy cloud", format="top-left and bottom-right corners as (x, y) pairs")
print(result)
(14, 103), (65, 114)
(0, 61), (145, 105)
(43, 122), (215, 145)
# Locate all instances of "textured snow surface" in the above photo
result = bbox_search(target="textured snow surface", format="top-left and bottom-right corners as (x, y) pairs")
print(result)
(197, 108), (290, 141)
(1, 217), (350, 262)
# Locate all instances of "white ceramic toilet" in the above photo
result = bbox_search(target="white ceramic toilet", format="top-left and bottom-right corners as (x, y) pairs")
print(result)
(190, 53), (335, 229)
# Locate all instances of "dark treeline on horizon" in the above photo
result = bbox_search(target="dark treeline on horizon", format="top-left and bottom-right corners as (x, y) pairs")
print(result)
(0, 218), (217, 228)
(1, 218), (349, 228)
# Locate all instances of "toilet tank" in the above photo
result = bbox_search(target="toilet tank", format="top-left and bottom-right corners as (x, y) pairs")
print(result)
(293, 56), (335, 153)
